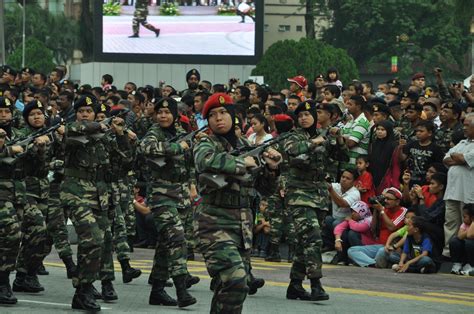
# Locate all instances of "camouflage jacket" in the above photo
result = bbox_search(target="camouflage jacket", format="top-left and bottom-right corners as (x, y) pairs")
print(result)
(284, 128), (331, 209)
(63, 121), (110, 178)
(131, 116), (153, 140)
(0, 143), (18, 201)
(138, 124), (193, 209)
(434, 121), (463, 154)
(21, 126), (55, 199)
(193, 133), (278, 251)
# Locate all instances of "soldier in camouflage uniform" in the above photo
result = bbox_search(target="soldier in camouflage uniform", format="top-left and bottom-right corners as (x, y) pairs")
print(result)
(193, 93), (281, 313)
(13, 101), (55, 293)
(129, 0), (161, 38)
(61, 95), (125, 311)
(104, 107), (142, 285)
(265, 114), (295, 263)
(0, 97), (23, 304)
(283, 100), (331, 302)
(434, 101), (463, 154)
(396, 91), (420, 141)
(139, 97), (197, 308)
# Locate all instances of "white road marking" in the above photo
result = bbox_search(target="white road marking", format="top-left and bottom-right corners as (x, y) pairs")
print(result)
(18, 299), (111, 310)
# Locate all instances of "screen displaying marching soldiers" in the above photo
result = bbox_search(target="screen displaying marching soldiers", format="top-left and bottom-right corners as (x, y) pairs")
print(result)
(102, 1), (257, 56)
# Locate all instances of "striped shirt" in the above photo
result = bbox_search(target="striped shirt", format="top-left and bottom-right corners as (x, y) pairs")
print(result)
(341, 113), (370, 168)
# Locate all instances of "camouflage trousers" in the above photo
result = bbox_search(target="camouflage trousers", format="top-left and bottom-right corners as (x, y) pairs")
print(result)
(44, 181), (73, 260)
(111, 181), (131, 262)
(16, 196), (49, 274)
(120, 178), (136, 239)
(132, 9), (156, 35)
(267, 195), (296, 246)
(0, 200), (21, 272)
(287, 205), (323, 280)
(150, 205), (188, 281)
(61, 177), (104, 285)
(194, 204), (251, 314)
(178, 206), (196, 254)
(98, 211), (114, 282)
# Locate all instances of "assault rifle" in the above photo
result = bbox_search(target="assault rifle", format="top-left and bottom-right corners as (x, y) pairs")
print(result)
(198, 131), (292, 189)
(149, 125), (208, 168)
(2, 122), (63, 165)
(68, 109), (130, 145)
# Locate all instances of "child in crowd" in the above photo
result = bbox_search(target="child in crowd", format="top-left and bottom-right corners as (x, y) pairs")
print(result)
(400, 121), (443, 186)
(392, 216), (436, 273)
(354, 156), (376, 203)
(375, 209), (416, 268)
(333, 201), (375, 264)
(449, 204), (474, 276)
(253, 200), (271, 258)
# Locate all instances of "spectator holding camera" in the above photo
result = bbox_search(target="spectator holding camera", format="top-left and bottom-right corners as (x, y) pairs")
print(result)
(321, 169), (361, 251)
(449, 204), (474, 276)
(401, 162), (447, 208)
(347, 188), (407, 267)
(442, 113), (474, 256)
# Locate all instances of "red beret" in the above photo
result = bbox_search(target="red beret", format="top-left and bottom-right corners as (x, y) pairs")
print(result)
(273, 114), (293, 123)
(411, 72), (425, 80)
(202, 93), (234, 119)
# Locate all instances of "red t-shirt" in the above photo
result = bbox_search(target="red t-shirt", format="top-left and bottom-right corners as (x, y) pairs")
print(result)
(355, 171), (376, 204)
(421, 185), (437, 208)
(377, 206), (407, 245)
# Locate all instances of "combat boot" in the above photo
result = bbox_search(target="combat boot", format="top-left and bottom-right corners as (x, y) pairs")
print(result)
(173, 274), (196, 308)
(144, 24), (160, 37)
(0, 271), (17, 305)
(310, 278), (329, 301)
(185, 273), (200, 289)
(286, 279), (311, 300)
(149, 280), (178, 306)
(101, 280), (118, 302)
(91, 284), (102, 299)
(120, 259), (142, 283)
(37, 263), (49, 275)
(72, 283), (101, 312)
(13, 272), (44, 293)
(128, 33), (139, 38)
(62, 256), (78, 279)
(248, 272), (265, 295)
(265, 243), (281, 262)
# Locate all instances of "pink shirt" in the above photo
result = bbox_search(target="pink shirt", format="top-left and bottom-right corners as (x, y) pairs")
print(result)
(334, 219), (377, 245)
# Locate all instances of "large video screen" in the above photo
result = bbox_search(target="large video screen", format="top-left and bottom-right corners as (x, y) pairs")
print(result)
(95, 1), (263, 64)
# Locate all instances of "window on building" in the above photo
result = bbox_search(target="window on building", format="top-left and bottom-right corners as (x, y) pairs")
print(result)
(296, 26), (303, 32)
(278, 25), (291, 32)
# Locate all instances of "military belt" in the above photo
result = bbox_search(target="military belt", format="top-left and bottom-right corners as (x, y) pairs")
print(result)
(202, 191), (248, 209)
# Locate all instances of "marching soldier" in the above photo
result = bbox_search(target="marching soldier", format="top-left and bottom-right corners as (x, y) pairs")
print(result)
(129, 0), (161, 38)
(193, 93), (281, 313)
(61, 95), (126, 311)
(139, 97), (197, 308)
(283, 100), (331, 302)
(0, 97), (23, 304)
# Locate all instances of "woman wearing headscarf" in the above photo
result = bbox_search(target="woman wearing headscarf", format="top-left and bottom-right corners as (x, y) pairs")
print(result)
(369, 120), (400, 194)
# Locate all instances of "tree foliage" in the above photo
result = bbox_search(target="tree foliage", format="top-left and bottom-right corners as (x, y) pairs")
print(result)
(322, 0), (472, 79)
(4, 2), (79, 67)
(252, 38), (358, 91)
(7, 38), (55, 74)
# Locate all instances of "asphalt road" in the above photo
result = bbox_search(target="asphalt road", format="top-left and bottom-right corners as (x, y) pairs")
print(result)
(3, 247), (473, 313)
